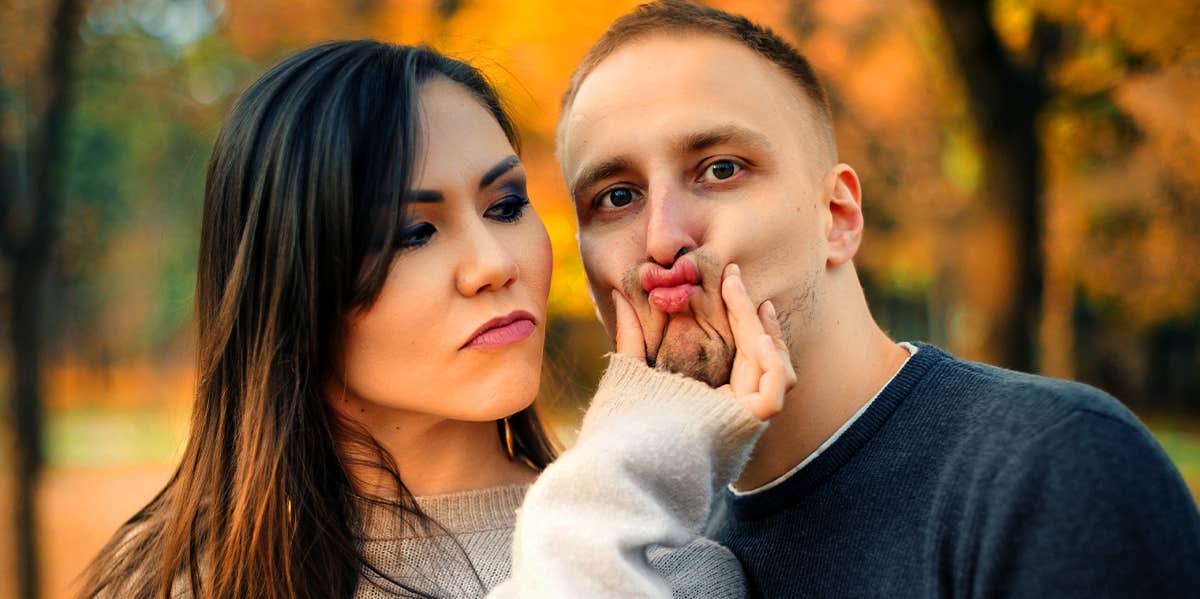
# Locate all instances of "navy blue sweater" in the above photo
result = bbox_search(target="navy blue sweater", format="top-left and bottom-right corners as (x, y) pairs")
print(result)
(708, 343), (1200, 598)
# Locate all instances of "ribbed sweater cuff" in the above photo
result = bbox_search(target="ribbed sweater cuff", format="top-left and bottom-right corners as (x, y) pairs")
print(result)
(582, 353), (766, 484)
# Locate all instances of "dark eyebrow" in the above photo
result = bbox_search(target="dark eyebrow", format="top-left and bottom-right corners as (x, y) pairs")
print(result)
(570, 156), (633, 202)
(407, 155), (520, 203)
(480, 155), (521, 189)
(569, 126), (772, 201)
(408, 190), (443, 203)
(676, 124), (773, 156)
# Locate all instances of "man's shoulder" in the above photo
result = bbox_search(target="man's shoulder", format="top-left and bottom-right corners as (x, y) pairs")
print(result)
(913, 343), (1141, 438)
(900, 343), (1176, 487)
(882, 345), (1200, 598)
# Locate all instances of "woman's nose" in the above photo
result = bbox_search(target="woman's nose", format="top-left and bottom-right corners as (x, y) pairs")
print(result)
(456, 225), (520, 297)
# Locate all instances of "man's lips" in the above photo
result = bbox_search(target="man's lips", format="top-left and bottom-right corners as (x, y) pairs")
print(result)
(463, 310), (537, 349)
(641, 257), (701, 314)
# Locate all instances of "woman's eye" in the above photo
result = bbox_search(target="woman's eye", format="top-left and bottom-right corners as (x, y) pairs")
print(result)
(485, 195), (530, 223)
(596, 187), (641, 210)
(702, 160), (741, 182)
(399, 222), (436, 249)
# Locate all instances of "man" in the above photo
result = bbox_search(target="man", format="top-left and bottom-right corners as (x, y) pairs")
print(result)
(557, 1), (1200, 596)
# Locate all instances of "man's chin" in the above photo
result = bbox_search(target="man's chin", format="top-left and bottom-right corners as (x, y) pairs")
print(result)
(652, 316), (733, 387)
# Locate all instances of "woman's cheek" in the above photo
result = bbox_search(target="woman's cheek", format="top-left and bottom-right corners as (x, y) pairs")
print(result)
(527, 219), (554, 302)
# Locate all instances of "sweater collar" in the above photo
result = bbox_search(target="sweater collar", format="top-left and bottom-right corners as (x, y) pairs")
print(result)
(360, 484), (530, 540)
(722, 342), (950, 520)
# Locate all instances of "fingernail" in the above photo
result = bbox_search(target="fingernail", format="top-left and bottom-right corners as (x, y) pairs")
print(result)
(728, 263), (740, 277)
(764, 300), (777, 320)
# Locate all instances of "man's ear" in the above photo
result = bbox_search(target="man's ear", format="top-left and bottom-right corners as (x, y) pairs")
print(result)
(822, 164), (864, 267)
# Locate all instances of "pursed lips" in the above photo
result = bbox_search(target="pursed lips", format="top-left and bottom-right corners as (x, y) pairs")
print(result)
(640, 257), (701, 313)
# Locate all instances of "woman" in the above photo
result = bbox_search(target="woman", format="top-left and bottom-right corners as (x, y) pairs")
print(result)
(78, 40), (791, 598)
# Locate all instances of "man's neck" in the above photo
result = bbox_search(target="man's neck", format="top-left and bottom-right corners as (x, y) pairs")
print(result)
(734, 302), (910, 491)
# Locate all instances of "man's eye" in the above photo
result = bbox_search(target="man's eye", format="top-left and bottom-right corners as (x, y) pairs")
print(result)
(596, 187), (641, 210)
(702, 160), (741, 181)
(399, 222), (436, 249)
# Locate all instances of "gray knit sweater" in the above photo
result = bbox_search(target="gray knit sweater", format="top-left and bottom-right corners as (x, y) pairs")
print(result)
(354, 485), (744, 598)
(359, 354), (765, 598)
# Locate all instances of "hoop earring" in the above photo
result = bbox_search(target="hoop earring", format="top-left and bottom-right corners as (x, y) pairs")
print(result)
(501, 417), (516, 461)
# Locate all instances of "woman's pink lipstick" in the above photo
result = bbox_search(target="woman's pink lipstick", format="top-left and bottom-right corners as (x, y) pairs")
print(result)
(463, 310), (537, 349)
(641, 257), (701, 313)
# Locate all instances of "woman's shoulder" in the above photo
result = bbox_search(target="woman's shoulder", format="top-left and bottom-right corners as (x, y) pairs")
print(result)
(89, 520), (196, 599)
(647, 537), (747, 599)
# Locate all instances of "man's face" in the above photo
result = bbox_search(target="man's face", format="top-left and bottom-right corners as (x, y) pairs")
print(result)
(562, 33), (833, 385)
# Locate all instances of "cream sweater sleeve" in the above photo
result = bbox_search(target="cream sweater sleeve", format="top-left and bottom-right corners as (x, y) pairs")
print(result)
(489, 354), (765, 598)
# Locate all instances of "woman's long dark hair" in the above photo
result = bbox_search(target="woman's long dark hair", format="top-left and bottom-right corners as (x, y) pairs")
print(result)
(78, 40), (558, 599)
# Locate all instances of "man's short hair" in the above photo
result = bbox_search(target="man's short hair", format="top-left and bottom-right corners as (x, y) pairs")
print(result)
(559, 0), (833, 145)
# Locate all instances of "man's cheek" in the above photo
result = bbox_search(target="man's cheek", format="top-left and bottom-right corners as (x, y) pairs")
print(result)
(584, 277), (632, 345)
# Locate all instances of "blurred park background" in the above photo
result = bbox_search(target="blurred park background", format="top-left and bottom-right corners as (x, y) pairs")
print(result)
(1, 0), (1199, 597)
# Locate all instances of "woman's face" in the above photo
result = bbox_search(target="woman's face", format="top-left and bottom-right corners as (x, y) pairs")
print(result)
(333, 77), (551, 422)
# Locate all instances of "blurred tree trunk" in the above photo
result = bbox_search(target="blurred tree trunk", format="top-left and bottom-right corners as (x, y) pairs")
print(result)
(0, 1), (84, 598)
(931, 0), (1056, 373)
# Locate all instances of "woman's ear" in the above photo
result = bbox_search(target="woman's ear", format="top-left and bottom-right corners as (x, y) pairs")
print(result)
(822, 164), (864, 267)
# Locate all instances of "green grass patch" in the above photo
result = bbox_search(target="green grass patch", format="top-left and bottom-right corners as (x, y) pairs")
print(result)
(1144, 417), (1200, 504)
(45, 408), (188, 468)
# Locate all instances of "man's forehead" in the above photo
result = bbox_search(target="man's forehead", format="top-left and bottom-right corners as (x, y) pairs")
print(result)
(570, 33), (784, 112)
(564, 44), (810, 196)
(562, 33), (811, 157)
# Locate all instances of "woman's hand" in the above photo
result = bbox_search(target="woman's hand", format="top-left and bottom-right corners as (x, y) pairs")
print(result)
(610, 263), (796, 421)
(718, 263), (796, 420)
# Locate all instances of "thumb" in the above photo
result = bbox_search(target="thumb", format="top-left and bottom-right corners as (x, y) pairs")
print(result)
(612, 289), (646, 359)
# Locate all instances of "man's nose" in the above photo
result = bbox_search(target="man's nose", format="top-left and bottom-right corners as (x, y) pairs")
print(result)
(644, 185), (699, 267)
(456, 225), (519, 297)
